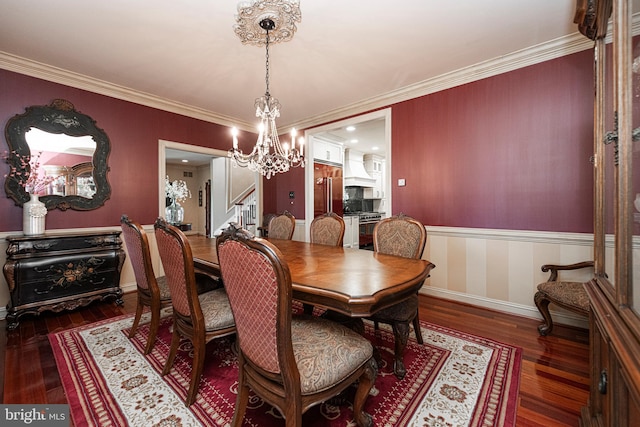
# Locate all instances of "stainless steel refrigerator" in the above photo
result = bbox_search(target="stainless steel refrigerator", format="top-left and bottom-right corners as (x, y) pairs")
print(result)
(313, 162), (343, 217)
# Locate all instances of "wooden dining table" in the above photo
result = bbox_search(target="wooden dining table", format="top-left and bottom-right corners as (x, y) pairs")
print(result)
(190, 235), (435, 378)
(189, 236), (435, 318)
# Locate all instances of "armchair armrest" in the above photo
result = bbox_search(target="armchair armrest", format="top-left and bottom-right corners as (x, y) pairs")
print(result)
(541, 261), (594, 282)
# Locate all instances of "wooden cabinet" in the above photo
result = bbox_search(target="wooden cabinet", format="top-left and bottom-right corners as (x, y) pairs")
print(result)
(343, 215), (359, 248)
(313, 139), (343, 165)
(579, 1), (640, 425)
(3, 230), (125, 330)
(364, 154), (385, 199)
(363, 154), (384, 199)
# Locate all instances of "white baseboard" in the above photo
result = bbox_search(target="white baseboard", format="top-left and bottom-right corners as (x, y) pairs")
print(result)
(0, 278), (588, 332)
(421, 287), (589, 330)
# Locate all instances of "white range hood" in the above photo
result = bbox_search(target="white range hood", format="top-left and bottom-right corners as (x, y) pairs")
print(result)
(344, 149), (375, 187)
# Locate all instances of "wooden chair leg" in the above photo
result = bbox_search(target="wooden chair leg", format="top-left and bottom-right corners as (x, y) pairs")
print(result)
(144, 307), (161, 355)
(534, 291), (554, 336)
(128, 300), (144, 339)
(162, 328), (181, 376)
(353, 358), (377, 427)
(186, 338), (206, 406)
(412, 309), (423, 344)
(391, 320), (411, 379)
(232, 354), (249, 427)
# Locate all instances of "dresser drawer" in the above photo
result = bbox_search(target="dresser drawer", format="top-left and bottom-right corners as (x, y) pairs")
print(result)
(3, 231), (125, 330)
(13, 252), (121, 306)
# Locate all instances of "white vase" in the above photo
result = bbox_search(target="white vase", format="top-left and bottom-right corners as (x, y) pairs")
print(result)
(23, 193), (47, 236)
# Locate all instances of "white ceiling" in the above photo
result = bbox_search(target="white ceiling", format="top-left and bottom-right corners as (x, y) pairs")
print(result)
(3, 1), (624, 161)
(0, 1), (584, 125)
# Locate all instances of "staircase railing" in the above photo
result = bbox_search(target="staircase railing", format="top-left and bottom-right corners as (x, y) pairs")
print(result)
(234, 189), (257, 234)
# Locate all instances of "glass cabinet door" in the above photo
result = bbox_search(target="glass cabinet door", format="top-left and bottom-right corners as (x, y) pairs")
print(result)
(631, 9), (640, 318)
(602, 38), (616, 290)
(613, 0), (640, 323)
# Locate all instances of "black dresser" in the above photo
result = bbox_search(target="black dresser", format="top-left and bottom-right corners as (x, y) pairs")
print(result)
(3, 230), (125, 330)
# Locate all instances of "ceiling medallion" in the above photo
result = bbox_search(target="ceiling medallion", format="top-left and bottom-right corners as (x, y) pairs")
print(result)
(234, 0), (301, 46)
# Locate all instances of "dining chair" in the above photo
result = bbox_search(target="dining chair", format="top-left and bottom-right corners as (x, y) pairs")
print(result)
(368, 213), (432, 379)
(120, 214), (173, 354)
(305, 212), (346, 314)
(217, 224), (377, 427)
(310, 211), (345, 246)
(154, 218), (236, 406)
(257, 212), (277, 238)
(267, 210), (295, 240)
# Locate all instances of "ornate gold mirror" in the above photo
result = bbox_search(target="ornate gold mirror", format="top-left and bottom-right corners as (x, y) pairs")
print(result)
(4, 99), (111, 210)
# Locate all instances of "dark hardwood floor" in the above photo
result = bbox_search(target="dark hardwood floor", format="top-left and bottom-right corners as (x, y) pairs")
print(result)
(1, 292), (589, 426)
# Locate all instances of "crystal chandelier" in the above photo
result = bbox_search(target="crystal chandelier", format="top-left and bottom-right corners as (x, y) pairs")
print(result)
(229, 0), (305, 179)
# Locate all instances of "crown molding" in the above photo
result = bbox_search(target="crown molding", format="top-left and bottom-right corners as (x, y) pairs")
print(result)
(287, 32), (595, 131)
(289, 16), (640, 130)
(2, 22), (631, 132)
(0, 51), (254, 130)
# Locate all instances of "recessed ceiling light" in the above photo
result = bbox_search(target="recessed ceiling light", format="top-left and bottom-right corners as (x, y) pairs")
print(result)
(372, 146), (379, 151)
(350, 139), (358, 144)
(346, 126), (356, 132)
(182, 159), (189, 163)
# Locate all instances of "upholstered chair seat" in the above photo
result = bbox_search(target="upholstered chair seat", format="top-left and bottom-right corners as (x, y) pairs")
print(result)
(198, 288), (236, 330)
(155, 276), (171, 300)
(536, 281), (590, 312)
(371, 294), (419, 323)
(291, 316), (373, 394)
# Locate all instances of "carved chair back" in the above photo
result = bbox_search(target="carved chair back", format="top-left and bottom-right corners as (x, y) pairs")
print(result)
(268, 210), (296, 240)
(310, 212), (345, 246)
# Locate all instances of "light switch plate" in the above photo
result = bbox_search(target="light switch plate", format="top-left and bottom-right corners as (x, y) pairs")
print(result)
(398, 178), (406, 187)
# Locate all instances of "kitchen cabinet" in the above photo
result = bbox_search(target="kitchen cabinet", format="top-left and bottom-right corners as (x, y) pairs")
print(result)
(313, 139), (343, 165)
(3, 230), (125, 330)
(577, 1), (640, 426)
(343, 215), (359, 248)
(364, 154), (385, 199)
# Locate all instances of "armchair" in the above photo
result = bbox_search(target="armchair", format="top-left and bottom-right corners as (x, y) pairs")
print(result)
(534, 261), (594, 336)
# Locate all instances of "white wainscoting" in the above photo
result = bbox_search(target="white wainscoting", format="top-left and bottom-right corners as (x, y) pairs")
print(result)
(423, 226), (594, 329)
(0, 225), (598, 329)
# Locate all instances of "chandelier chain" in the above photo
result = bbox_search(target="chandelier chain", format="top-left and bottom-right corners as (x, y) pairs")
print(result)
(265, 28), (270, 98)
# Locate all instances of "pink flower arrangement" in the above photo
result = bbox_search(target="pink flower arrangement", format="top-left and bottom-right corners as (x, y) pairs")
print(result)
(3, 150), (56, 195)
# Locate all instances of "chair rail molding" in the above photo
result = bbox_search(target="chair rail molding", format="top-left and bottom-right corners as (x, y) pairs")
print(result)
(1, 224), (598, 329)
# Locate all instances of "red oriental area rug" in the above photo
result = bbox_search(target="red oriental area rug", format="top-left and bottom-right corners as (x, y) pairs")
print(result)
(49, 310), (521, 426)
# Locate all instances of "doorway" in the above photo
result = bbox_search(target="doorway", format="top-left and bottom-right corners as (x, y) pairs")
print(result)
(303, 109), (392, 240)
(158, 140), (262, 237)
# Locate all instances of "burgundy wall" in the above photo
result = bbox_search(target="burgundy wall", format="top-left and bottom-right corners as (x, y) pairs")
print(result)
(270, 49), (595, 233)
(2, 47), (594, 234)
(0, 70), (256, 233)
(262, 167), (305, 220)
(391, 51), (594, 232)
